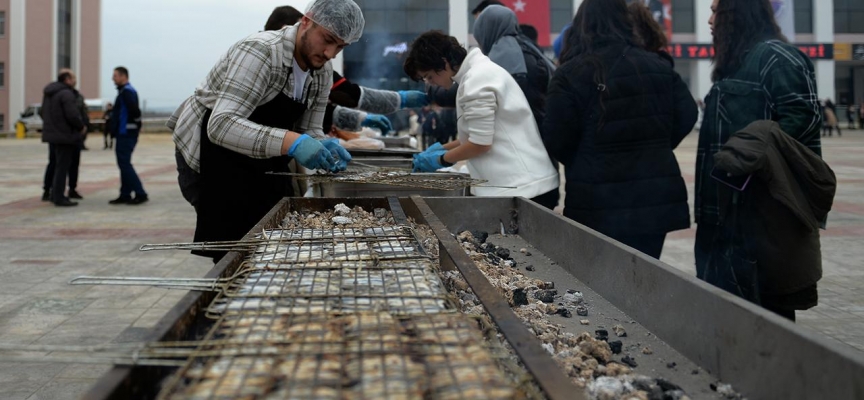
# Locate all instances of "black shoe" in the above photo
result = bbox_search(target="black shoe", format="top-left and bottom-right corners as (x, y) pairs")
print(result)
(128, 195), (149, 205)
(41, 190), (51, 202)
(54, 199), (78, 207)
(68, 190), (83, 200)
(109, 196), (133, 205)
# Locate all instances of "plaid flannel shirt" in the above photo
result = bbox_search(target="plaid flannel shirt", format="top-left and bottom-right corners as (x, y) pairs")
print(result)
(696, 40), (823, 225)
(168, 25), (331, 173)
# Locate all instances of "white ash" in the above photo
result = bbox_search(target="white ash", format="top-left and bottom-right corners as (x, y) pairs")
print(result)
(438, 230), (692, 399)
(334, 203), (352, 216)
(281, 205), (395, 229)
(331, 216), (354, 225)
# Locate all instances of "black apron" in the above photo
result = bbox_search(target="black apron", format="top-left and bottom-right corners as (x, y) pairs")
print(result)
(193, 87), (307, 260)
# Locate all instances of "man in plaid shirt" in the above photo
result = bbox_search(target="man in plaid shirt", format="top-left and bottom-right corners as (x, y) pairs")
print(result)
(168, 0), (365, 261)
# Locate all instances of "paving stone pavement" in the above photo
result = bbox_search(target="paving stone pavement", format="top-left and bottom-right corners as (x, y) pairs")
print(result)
(0, 132), (861, 399)
(663, 131), (864, 355)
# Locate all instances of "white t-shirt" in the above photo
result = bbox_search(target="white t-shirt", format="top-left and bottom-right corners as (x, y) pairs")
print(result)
(292, 62), (309, 101)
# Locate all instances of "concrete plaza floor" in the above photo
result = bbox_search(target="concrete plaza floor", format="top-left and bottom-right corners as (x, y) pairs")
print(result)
(0, 132), (860, 399)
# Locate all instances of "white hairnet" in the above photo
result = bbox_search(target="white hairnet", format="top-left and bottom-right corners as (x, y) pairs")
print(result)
(305, 0), (366, 44)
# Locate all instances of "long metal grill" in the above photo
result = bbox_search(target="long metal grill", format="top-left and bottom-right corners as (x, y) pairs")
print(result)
(157, 223), (520, 399)
(268, 171), (489, 191)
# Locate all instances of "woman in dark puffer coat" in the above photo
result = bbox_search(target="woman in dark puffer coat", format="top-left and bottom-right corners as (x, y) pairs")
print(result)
(542, 0), (697, 258)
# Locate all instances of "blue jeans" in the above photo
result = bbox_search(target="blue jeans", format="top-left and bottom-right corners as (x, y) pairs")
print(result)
(115, 132), (146, 198)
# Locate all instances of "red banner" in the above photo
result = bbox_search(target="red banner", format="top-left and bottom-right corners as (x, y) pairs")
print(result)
(502, 0), (551, 47)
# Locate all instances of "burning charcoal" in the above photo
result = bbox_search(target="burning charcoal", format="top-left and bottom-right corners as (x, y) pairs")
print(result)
(664, 390), (690, 400)
(656, 378), (682, 392)
(595, 329), (609, 341)
(642, 347), (653, 355)
(525, 264), (536, 271)
(495, 247), (511, 260)
(666, 362), (677, 369)
(557, 308), (572, 318)
(576, 305), (589, 316)
(580, 319), (590, 325)
(373, 208), (388, 219)
(534, 289), (557, 303)
(621, 355), (638, 368)
(613, 324), (628, 337)
(511, 288), (529, 306)
(608, 340), (623, 354)
(630, 377), (664, 400)
(470, 230), (489, 243)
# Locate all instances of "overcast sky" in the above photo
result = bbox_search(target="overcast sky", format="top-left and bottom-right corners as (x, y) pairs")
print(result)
(100, 0), (313, 110)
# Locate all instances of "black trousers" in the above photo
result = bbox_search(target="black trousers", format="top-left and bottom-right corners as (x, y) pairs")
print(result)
(615, 233), (667, 259)
(51, 144), (78, 203)
(695, 223), (804, 322)
(530, 188), (560, 211)
(44, 144), (80, 192)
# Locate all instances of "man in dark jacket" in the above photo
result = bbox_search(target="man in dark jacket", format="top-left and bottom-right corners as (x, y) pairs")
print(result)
(43, 68), (88, 202)
(710, 121), (835, 320)
(109, 66), (148, 205)
(40, 70), (85, 207)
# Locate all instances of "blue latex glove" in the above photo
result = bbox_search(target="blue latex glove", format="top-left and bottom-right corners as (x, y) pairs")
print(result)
(321, 138), (352, 172)
(361, 114), (393, 134)
(288, 134), (336, 171)
(413, 149), (447, 172)
(421, 142), (443, 154)
(399, 90), (430, 108)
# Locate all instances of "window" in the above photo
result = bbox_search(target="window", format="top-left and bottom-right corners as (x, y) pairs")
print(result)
(0, 114), (4, 131)
(0, 11), (6, 37)
(794, 0), (813, 34)
(835, 0), (864, 34)
(0, 62), (5, 89)
(57, 0), (73, 69)
(671, 0), (695, 34)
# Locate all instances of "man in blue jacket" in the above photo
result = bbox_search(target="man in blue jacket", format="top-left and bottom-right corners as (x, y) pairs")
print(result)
(109, 66), (148, 205)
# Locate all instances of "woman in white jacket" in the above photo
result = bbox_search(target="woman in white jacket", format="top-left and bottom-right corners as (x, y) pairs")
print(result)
(405, 31), (559, 209)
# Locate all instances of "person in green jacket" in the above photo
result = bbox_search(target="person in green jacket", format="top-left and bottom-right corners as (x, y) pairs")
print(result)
(695, 0), (823, 321)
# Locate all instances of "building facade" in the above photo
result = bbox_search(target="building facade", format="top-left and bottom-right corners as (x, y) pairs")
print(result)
(340, 0), (857, 108)
(0, 0), (100, 131)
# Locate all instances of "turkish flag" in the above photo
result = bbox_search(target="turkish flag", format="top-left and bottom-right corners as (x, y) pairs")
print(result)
(501, 0), (551, 47)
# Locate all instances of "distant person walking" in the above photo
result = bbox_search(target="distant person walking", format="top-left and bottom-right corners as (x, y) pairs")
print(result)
(109, 66), (148, 205)
(103, 102), (114, 150)
(846, 103), (856, 130)
(40, 70), (86, 207)
(822, 99), (841, 137)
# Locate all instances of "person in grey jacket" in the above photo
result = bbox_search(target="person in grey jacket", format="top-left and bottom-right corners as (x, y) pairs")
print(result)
(40, 70), (85, 207)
